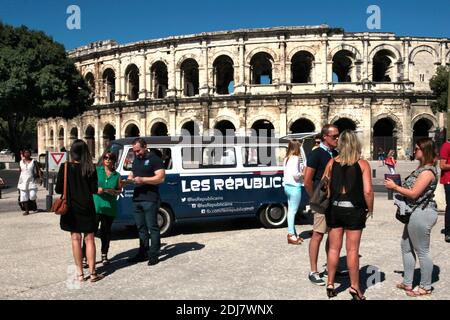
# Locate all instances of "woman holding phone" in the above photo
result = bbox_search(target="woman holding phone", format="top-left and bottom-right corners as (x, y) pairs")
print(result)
(93, 151), (122, 265)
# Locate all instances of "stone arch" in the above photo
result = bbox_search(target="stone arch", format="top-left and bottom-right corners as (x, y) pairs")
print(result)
(69, 126), (79, 140)
(84, 125), (96, 158)
(122, 120), (141, 137)
(124, 63), (140, 101)
(212, 115), (240, 134)
(250, 119), (275, 137)
(58, 126), (65, 150)
(411, 113), (438, 130)
(291, 50), (315, 83)
(82, 67), (95, 78)
(248, 114), (278, 129)
(150, 60), (168, 99)
(289, 118), (316, 134)
(249, 51), (275, 85)
(369, 44), (402, 61)
(180, 58), (199, 96)
(179, 118), (201, 136)
(328, 44), (362, 62)
(211, 51), (235, 65)
(245, 47), (278, 64)
(150, 122), (168, 136)
(102, 123), (116, 150)
(410, 45), (440, 64)
(330, 114), (361, 128)
(372, 113), (403, 133)
(147, 118), (169, 135)
(102, 68), (116, 103)
(287, 46), (317, 62)
(176, 54), (201, 69)
(213, 55), (235, 94)
(148, 57), (170, 69)
(100, 64), (117, 76)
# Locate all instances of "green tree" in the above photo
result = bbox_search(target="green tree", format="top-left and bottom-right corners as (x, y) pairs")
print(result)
(0, 22), (92, 161)
(429, 65), (449, 114)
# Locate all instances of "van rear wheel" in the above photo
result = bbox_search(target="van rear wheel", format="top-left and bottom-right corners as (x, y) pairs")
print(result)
(259, 203), (287, 228)
(157, 206), (174, 237)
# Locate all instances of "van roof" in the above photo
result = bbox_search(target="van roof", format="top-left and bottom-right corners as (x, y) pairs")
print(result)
(111, 136), (292, 146)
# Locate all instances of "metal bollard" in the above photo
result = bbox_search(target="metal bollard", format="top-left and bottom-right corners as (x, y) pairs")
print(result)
(372, 169), (376, 178)
(46, 181), (53, 212)
(0, 188), (2, 199)
(388, 189), (393, 200)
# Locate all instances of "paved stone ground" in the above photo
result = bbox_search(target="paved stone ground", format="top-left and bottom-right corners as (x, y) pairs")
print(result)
(0, 162), (448, 300)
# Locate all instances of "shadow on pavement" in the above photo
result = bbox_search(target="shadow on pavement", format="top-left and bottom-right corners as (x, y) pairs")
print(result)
(332, 261), (386, 295)
(394, 265), (440, 288)
(96, 242), (205, 276)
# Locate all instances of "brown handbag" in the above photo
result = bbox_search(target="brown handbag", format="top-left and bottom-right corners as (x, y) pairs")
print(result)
(51, 162), (69, 215)
(309, 159), (334, 215)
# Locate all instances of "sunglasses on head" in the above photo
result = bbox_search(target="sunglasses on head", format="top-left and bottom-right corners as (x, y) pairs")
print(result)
(414, 146), (421, 152)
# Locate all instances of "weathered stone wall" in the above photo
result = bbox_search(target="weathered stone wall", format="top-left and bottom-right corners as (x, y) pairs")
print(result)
(38, 26), (449, 159)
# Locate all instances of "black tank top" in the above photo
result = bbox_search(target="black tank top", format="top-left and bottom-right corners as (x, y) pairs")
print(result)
(330, 161), (367, 209)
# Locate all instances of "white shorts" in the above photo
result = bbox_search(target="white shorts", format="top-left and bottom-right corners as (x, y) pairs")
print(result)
(19, 189), (37, 202)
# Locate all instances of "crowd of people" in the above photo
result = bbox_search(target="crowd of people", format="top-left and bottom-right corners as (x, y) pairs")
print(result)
(283, 124), (443, 299)
(54, 138), (165, 282)
(5, 123), (449, 298)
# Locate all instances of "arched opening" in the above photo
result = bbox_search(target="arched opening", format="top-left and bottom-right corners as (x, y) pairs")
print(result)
(151, 61), (168, 99)
(251, 120), (275, 137)
(332, 50), (355, 83)
(181, 59), (199, 97)
(85, 126), (95, 158)
(291, 51), (314, 83)
(214, 120), (236, 136)
(85, 72), (95, 99)
(250, 52), (273, 85)
(413, 118), (433, 150)
(124, 124), (140, 138)
(58, 128), (65, 150)
(290, 118), (315, 133)
(103, 69), (116, 103)
(333, 118), (356, 133)
(181, 121), (200, 136)
(151, 122), (168, 136)
(373, 118), (396, 159)
(103, 124), (116, 151)
(373, 50), (396, 82)
(49, 129), (54, 150)
(125, 64), (140, 101)
(213, 55), (234, 94)
(69, 127), (78, 146)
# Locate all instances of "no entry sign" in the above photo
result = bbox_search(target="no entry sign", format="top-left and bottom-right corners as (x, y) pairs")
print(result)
(47, 152), (67, 172)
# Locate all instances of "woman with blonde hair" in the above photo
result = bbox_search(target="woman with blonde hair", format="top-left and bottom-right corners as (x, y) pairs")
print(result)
(323, 130), (374, 299)
(283, 139), (307, 245)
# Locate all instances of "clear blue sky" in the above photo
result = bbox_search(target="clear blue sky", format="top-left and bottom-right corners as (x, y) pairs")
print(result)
(1, 0), (449, 50)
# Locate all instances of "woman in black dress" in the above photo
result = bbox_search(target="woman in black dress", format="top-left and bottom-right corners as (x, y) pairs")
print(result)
(55, 139), (103, 282)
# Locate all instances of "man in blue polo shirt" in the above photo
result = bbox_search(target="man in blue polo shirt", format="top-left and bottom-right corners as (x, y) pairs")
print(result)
(304, 124), (339, 285)
(127, 138), (166, 266)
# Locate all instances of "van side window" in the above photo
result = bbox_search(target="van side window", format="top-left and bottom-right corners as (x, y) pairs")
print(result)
(243, 147), (287, 167)
(182, 147), (236, 169)
(123, 147), (172, 171)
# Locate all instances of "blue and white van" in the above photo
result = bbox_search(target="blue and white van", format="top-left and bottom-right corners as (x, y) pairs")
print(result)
(105, 134), (316, 236)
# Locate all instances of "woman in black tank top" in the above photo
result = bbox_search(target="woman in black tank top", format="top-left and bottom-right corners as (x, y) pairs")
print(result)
(324, 130), (374, 300)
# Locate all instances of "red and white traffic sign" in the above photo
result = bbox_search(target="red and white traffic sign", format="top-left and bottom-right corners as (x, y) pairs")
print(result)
(48, 152), (67, 172)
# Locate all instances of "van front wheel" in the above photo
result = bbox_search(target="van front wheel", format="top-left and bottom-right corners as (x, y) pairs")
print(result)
(157, 206), (174, 237)
(259, 203), (287, 228)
